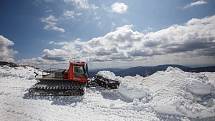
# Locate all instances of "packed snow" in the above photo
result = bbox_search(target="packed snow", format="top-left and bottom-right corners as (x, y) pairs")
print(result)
(0, 66), (215, 121)
(96, 71), (117, 80)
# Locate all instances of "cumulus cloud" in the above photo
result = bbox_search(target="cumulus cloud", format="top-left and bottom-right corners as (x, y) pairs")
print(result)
(20, 48), (70, 68)
(41, 15), (215, 63)
(0, 35), (17, 62)
(111, 2), (128, 14)
(41, 15), (65, 33)
(184, 0), (207, 9)
(42, 49), (69, 61)
(22, 15), (215, 68)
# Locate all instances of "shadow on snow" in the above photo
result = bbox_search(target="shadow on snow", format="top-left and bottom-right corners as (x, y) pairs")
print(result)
(23, 91), (83, 106)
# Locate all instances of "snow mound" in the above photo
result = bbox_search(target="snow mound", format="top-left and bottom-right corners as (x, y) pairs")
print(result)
(165, 66), (184, 73)
(119, 84), (152, 103)
(186, 78), (212, 96)
(96, 71), (117, 80)
(97, 67), (215, 119)
(117, 75), (152, 102)
(96, 71), (152, 102)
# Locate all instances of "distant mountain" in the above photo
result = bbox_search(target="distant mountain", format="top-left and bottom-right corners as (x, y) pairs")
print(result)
(113, 65), (189, 77)
(188, 66), (215, 72)
(89, 64), (215, 77)
(1, 61), (214, 78)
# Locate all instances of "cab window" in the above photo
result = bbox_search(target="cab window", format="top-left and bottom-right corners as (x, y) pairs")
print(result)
(74, 66), (85, 77)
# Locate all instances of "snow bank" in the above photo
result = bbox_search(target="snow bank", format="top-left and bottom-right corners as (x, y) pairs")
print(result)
(97, 67), (215, 119)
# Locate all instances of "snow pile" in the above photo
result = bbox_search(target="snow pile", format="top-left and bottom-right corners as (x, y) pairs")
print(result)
(114, 67), (215, 119)
(203, 72), (215, 95)
(186, 78), (212, 96)
(118, 75), (152, 102)
(96, 71), (117, 80)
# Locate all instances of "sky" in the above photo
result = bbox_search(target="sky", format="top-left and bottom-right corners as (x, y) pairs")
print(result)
(0, 0), (215, 69)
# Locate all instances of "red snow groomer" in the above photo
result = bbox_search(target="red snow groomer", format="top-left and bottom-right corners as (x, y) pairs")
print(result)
(29, 61), (89, 96)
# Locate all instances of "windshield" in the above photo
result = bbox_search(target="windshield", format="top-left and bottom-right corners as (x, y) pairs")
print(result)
(74, 66), (85, 77)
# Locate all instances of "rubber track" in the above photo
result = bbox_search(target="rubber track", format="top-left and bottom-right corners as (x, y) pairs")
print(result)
(29, 80), (86, 96)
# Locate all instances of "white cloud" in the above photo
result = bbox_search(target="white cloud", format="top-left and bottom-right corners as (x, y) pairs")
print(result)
(41, 15), (65, 33)
(184, 0), (207, 9)
(64, 0), (98, 10)
(23, 15), (215, 68)
(0, 35), (17, 62)
(111, 2), (128, 14)
(42, 49), (70, 61)
(43, 15), (215, 61)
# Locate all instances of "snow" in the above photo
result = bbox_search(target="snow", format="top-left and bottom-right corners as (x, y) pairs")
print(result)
(118, 76), (151, 102)
(116, 67), (215, 119)
(186, 78), (212, 96)
(0, 66), (215, 121)
(96, 71), (116, 80)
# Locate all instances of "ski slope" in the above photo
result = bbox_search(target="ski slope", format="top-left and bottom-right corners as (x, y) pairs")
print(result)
(0, 65), (214, 121)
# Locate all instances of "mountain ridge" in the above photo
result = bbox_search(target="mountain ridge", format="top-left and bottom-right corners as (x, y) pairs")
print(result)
(89, 64), (215, 77)
(1, 61), (214, 77)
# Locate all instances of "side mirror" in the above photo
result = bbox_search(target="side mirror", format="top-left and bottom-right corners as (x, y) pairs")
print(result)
(86, 64), (89, 76)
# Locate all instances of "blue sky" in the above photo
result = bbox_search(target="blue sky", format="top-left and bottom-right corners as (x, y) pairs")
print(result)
(0, 0), (215, 69)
